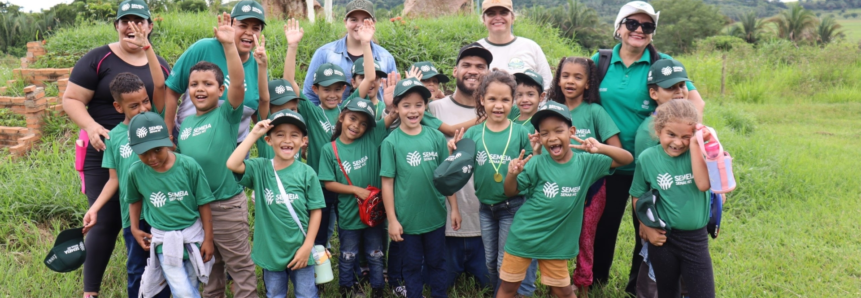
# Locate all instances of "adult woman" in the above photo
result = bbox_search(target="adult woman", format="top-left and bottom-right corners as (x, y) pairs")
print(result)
(62, 1), (170, 297)
(476, 0), (553, 91)
(589, 1), (705, 295)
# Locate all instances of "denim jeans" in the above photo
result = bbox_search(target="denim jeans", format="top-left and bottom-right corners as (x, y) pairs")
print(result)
(123, 220), (170, 298)
(402, 226), (447, 298)
(262, 266), (319, 298)
(315, 189), (339, 246)
(388, 239), (404, 288)
(479, 196), (538, 296)
(445, 236), (490, 289)
(339, 226), (386, 288)
(156, 254), (200, 298)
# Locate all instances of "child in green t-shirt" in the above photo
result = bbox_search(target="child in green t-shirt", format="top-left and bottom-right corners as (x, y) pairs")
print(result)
(411, 61), (449, 100)
(629, 99), (714, 298)
(380, 78), (461, 298)
(512, 69), (546, 134)
(227, 110), (325, 298)
(498, 100), (632, 298)
(125, 112), (216, 297)
(342, 56), (387, 120)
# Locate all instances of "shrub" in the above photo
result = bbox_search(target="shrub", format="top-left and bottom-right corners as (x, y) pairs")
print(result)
(696, 35), (751, 52)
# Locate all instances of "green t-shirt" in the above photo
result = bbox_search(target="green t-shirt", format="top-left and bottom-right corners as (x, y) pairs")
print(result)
(634, 115), (657, 159)
(255, 113), (302, 161)
(165, 38), (260, 112)
(629, 146), (709, 231)
(342, 90), (385, 121)
(511, 117), (535, 134)
(318, 119), (389, 230)
(505, 153), (613, 259)
(125, 153), (216, 231)
(464, 122), (533, 205)
(297, 96), (337, 173)
(592, 44), (696, 174)
(379, 126), (449, 235)
(238, 158), (326, 270)
(568, 103), (620, 153)
(102, 122), (139, 229)
(177, 100), (244, 201)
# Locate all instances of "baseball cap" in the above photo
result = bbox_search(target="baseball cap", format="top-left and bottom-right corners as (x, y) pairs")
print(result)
(231, 0), (267, 26)
(128, 112), (173, 155)
(116, 0), (151, 20)
(457, 42), (493, 65)
(530, 100), (571, 129)
(434, 139), (477, 196)
(614, 1), (660, 35)
(481, 0), (513, 13)
(636, 190), (671, 231)
(345, 0), (375, 20)
(44, 227), (86, 273)
(268, 79), (300, 106)
(412, 61), (450, 84)
(268, 109), (307, 136)
(341, 98), (377, 128)
(647, 59), (691, 89)
(313, 63), (349, 87)
(393, 78), (431, 105)
(513, 69), (544, 89)
(351, 57), (388, 79)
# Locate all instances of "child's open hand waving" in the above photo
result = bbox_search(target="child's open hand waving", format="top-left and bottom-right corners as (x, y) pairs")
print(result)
(214, 12), (235, 45)
(357, 19), (375, 44)
(284, 18), (304, 46)
(124, 22), (149, 49)
(382, 71), (401, 110)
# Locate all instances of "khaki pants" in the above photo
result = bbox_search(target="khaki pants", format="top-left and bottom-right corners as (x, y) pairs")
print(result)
(202, 192), (258, 298)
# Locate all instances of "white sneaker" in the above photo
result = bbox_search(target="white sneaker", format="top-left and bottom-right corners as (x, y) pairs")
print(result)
(392, 286), (408, 298)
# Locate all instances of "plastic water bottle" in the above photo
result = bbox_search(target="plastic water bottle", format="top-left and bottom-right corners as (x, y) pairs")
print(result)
(311, 245), (334, 284)
(704, 141), (721, 159)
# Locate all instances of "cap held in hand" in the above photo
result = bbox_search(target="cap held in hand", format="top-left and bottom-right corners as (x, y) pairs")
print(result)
(44, 227), (86, 273)
(434, 139), (477, 196)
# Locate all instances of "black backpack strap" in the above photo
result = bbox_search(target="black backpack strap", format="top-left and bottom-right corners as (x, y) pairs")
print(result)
(597, 49), (612, 83)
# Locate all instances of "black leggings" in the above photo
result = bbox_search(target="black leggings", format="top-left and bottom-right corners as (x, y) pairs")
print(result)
(83, 148), (123, 293)
(592, 174), (642, 294)
(648, 228), (715, 298)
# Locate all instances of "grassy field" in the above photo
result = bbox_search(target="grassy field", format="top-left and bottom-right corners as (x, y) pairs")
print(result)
(2, 14), (861, 297)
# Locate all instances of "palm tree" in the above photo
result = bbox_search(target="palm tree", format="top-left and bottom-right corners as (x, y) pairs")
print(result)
(731, 11), (765, 44)
(769, 5), (817, 43)
(814, 16), (844, 45)
(526, 0), (607, 50)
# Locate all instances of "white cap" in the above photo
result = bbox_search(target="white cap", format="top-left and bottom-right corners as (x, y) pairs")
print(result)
(614, 1), (660, 36)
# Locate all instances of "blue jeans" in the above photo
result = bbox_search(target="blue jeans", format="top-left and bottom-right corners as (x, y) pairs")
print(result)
(156, 254), (200, 298)
(388, 239), (404, 288)
(445, 236), (490, 289)
(123, 221), (170, 298)
(262, 266), (319, 298)
(339, 226), (386, 288)
(315, 189), (339, 246)
(479, 196), (538, 296)
(402, 226), (447, 298)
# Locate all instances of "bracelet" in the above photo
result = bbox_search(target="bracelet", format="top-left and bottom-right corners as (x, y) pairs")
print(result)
(143, 44), (151, 51)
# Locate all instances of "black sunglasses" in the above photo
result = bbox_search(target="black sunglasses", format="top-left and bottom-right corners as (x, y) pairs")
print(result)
(621, 18), (656, 34)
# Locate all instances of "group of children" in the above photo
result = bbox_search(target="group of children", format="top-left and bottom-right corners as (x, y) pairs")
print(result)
(80, 6), (717, 298)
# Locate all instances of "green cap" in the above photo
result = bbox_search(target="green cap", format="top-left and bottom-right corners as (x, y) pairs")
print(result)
(116, 0), (151, 20)
(128, 112), (173, 155)
(647, 59), (691, 89)
(351, 57), (388, 79)
(412, 61), (450, 84)
(513, 69), (543, 89)
(313, 63), (349, 87)
(433, 139), (477, 196)
(345, 0), (375, 20)
(268, 109), (307, 135)
(636, 190), (671, 231)
(393, 78), (431, 105)
(230, 0), (266, 26)
(44, 227), (86, 273)
(268, 79), (300, 106)
(341, 98), (377, 128)
(530, 100), (571, 129)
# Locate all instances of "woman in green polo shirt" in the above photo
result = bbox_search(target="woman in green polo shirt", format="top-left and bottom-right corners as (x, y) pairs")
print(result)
(589, 1), (705, 294)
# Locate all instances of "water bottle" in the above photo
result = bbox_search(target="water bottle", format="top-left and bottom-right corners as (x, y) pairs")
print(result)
(311, 245), (334, 284)
(704, 140), (721, 159)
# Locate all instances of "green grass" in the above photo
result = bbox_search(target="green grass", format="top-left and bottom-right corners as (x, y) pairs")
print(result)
(3, 13), (861, 297)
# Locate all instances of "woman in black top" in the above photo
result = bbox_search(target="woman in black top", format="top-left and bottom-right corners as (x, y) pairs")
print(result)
(61, 1), (170, 297)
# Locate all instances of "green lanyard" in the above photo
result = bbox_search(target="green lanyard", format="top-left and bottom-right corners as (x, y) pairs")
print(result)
(482, 120), (513, 183)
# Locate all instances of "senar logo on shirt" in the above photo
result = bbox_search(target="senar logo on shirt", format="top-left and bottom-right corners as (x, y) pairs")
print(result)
(320, 121), (333, 133)
(422, 152), (438, 161)
(341, 161), (352, 174)
(168, 190), (188, 202)
(657, 173), (673, 190)
(180, 128), (192, 140)
(575, 128), (592, 138)
(542, 182), (559, 198)
(508, 58), (526, 71)
(476, 151), (487, 166)
(150, 191), (167, 208)
(351, 156), (368, 172)
(406, 151), (422, 166)
(561, 186), (581, 197)
(120, 143), (134, 158)
(263, 189), (299, 205)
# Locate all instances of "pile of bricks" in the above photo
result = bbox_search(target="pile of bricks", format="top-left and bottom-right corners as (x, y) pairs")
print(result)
(0, 85), (49, 157)
(22, 41), (47, 68)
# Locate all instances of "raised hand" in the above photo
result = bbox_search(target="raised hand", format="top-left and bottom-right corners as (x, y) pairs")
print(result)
(252, 34), (267, 66)
(124, 22), (149, 49)
(250, 119), (273, 138)
(382, 71), (401, 108)
(284, 18), (304, 46)
(528, 131), (541, 154)
(569, 135), (602, 153)
(405, 65), (423, 81)
(447, 128), (464, 154)
(507, 149), (532, 175)
(357, 19), (375, 44)
(214, 12), (235, 45)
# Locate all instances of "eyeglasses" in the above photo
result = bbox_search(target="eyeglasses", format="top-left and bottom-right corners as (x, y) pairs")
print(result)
(621, 18), (656, 34)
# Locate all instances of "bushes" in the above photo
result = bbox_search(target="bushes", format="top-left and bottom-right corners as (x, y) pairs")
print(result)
(696, 35), (751, 52)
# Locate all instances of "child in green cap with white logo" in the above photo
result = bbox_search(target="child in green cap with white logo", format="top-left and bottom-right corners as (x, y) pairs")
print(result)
(125, 111), (216, 298)
(498, 100), (632, 298)
(343, 56), (387, 120)
(512, 69), (545, 134)
(227, 110), (326, 298)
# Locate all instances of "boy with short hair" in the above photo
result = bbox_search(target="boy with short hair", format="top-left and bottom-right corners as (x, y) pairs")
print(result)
(412, 61), (449, 100)
(174, 13), (257, 297)
(497, 101), (632, 298)
(342, 57), (387, 119)
(126, 111), (215, 298)
(512, 69), (546, 134)
(227, 111), (325, 298)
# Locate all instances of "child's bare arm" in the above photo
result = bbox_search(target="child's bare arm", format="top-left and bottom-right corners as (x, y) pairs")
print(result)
(254, 34), (270, 121)
(447, 195), (461, 231)
(83, 169), (119, 234)
(690, 130), (711, 192)
(324, 181), (371, 200)
(572, 136), (633, 168)
(283, 19), (304, 94)
(382, 177), (402, 241)
(227, 120), (271, 174)
(504, 150), (531, 197)
(198, 203), (214, 262)
(356, 19), (376, 98)
(214, 12), (244, 109)
(129, 201), (150, 251)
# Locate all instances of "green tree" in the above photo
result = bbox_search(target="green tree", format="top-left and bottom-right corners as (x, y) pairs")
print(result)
(769, 5), (817, 43)
(814, 16), (845, 45)
(729, 11), (766, 44)
(526, 0), (612, 51)
(651, 0), (727, 54)
(179, 0), (208, 12)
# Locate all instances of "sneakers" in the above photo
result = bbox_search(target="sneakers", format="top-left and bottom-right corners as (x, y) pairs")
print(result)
(392, 286), (408, 298)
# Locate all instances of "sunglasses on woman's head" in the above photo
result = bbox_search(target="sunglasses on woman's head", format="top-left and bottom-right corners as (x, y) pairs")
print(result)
(621, 18), (656, 34)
